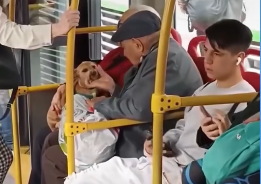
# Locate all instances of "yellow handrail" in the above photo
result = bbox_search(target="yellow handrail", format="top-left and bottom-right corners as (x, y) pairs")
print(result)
(28, 3), (55, 10)
(65, 0), (79, 175)
(76, 26), (116, 34)
(151, 0), (176, 183)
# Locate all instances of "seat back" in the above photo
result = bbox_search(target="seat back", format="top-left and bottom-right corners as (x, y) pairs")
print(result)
(188, 36), (260, 91)
(171, 28), (182, 45)
(242, 48), (260, 91)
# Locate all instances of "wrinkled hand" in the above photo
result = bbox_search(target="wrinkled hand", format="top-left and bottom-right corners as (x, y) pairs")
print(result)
(47, 106), (61, 131)
(86, 96), (106, 108)
(51, 84), (66, 114)
(144, 139), (173, 157)
(85, 65), (115, 94)
(51, 9), (80, 38)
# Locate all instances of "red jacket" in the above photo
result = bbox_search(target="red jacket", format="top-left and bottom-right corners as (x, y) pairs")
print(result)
(99, 47), (132, 88)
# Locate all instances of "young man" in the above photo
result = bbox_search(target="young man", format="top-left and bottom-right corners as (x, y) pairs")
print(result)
(64, 20), (255, 184)
(156, 19), (255, 167)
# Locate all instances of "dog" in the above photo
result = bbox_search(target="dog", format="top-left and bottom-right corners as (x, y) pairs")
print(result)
(74, 61), (110, 98)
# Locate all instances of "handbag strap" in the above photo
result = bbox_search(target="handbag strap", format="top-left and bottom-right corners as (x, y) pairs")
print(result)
(0, 87), (18, 121)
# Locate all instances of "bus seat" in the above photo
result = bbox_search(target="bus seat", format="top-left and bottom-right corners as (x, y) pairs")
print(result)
(241, 48), (260, 91)
(188, 36), (260, 90)
(187, 36), (210, 83)
(171, 28), (182, 45)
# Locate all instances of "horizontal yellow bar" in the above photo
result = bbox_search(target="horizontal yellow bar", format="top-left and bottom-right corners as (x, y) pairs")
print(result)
(27, 84), (59, 92)
(75, 26), (117, 34)
(180, 92), (257, 107)
(29, 3), (55, 10)
(74, 111), (184, 131)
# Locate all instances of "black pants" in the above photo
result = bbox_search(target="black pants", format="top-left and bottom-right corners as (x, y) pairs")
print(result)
(28, 126), (51, 184)
(182, 159), (260, 184)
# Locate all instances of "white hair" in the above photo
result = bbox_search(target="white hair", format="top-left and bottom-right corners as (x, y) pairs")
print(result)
(129, 5), (161, 19)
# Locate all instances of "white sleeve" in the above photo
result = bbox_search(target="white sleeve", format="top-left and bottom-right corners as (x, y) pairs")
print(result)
(0, 6), (52, 50)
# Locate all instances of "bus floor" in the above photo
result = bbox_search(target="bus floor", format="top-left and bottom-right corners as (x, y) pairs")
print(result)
(4, 147), (31, 184)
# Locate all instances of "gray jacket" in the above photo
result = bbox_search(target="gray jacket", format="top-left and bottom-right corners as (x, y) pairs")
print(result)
(95, 38), (203, 158)
(184, 0), (244, 31)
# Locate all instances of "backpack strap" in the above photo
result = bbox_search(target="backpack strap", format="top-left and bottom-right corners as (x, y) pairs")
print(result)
(227, 103), (240, 118)
(230, 92), (260, 128)
(0, 87), (18, 121)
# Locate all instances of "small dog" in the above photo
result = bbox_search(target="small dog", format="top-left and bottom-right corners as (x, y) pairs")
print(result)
(74, 61), (110, 98)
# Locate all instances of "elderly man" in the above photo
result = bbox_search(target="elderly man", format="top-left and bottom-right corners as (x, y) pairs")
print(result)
(41, 5), (202, 184)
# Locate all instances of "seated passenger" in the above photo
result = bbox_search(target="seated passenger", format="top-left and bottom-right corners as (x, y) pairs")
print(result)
(41, 5), (202, 184)
(58, 61), (118, 172)
(28, 49), (131, 184)
(63, 19), (256, 184)
(182, 102), (260, 184)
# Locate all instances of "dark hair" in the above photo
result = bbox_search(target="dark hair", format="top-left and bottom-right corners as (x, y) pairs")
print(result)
(205, 19), (252, 54)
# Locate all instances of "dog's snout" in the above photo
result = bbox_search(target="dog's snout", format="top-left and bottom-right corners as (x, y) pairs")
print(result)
(90, 70), (100, 81)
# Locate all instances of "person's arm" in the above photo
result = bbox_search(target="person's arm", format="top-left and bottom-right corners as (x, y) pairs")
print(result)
(94, 51), (182, 121)
(163, 119), (185, 150)
(94, 68), (155, 121)
(0, 6), (53, 49)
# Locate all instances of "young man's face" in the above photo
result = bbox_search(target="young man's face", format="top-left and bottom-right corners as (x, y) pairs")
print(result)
(203, 39), (242, 80)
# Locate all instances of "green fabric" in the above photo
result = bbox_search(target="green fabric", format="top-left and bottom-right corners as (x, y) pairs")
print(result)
(202, 121), (260, 184)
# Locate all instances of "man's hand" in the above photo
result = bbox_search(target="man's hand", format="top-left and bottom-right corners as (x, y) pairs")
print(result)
(144, 139), (173, 157)
(51, 9), (80, 38)
(86, 96), (106, 108)
(47, 106), (61, 131)
(201, 117), (219, 140)
(212, 109), (231, 135)
(51, 84), (66, 114)
(200, 106), (219, 140)
(85, 65), (115, 94)
(200, 107), (231, 140)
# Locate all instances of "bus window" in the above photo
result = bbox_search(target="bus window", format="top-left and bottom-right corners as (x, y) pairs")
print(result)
(29, 1), (66, 85)
(88, 0), (129, 60)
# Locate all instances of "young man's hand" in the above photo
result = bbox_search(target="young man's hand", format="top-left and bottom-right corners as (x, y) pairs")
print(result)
(51, 9), (80, 38)
(200, 107), (231, 140)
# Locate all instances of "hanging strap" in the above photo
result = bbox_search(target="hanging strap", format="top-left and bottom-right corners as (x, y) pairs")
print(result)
(0, 87), (18, 121)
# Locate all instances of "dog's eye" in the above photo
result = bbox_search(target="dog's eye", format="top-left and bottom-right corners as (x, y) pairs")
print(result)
(92, 65), (96, 69)
(82, 69), (88, 72)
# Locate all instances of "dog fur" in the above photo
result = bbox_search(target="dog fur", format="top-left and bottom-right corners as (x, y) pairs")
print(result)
(74, 61), (110, 97)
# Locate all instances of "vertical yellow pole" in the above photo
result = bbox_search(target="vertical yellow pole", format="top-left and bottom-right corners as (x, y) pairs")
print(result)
(152, 0), (176, 184)
(9, 1), (22, 184)
(8, 0), (16, 21)
(11, 99), (22, 184)
(65, 0), (79, 175)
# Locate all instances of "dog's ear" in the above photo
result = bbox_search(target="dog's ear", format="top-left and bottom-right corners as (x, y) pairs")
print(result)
(73, 69), (79, 87)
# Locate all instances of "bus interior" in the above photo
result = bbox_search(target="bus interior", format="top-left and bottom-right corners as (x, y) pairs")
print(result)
(2, 0), (260, 184)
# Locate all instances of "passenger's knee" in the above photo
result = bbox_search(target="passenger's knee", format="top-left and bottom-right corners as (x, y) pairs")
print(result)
(33, 126), (51, 148)
(42, 130), (59, 151)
